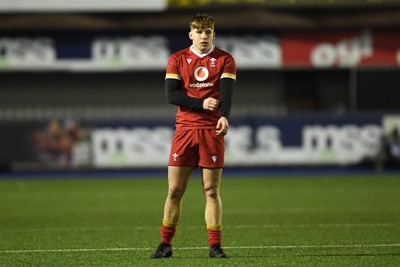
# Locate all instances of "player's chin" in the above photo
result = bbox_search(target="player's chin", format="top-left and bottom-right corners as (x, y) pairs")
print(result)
(200, 43), (210, 49)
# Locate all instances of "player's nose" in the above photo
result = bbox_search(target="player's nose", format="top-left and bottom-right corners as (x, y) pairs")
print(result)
(201, 32), (208, 39)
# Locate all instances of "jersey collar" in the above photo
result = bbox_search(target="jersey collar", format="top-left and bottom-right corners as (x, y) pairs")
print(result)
(190, 45), (215, 58)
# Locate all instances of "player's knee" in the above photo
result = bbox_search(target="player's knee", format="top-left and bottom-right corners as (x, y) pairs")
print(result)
(203, 186), (220, 199)
(168, 186), (185, 199)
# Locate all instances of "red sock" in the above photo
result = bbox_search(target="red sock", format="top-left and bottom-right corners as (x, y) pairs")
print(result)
(160, 225), (176, 245)
(208, 229), (222, 247)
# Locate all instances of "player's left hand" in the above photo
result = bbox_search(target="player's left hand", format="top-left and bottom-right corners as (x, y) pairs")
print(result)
(216, 117), (229, 136)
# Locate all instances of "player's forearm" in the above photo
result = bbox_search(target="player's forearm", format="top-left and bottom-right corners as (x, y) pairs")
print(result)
(219, 78), (235, 119)
(165, 78), (204, 109)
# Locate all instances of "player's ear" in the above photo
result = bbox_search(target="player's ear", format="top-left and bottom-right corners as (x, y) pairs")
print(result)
(189, 31), (193, 40)
(213, 32), (216, 39)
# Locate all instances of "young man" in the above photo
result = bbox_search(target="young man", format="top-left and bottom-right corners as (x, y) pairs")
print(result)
(151, 13), (236, 259)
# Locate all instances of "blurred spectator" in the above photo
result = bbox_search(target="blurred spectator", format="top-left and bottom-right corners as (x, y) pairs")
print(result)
(33, 119), (90, 167)
(33, 120), (72, 166)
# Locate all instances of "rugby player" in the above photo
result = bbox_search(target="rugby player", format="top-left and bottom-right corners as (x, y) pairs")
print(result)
(151, 13), (236, 259)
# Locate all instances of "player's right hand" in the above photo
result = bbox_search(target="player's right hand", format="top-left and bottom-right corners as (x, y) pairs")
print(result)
(203, 97), (219, 111)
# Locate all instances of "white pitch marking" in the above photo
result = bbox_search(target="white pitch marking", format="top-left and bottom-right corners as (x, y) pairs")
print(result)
(1, 244), (400, 254)
(1, 222), (397, 232)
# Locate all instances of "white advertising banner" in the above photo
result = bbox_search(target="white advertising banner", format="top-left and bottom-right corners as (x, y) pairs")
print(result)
(0, 36), (170, 71)
(91, 124), (382, 167)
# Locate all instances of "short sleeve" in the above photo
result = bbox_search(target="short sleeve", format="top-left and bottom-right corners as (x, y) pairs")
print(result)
(221, 55), (236, 80)
(165, 54), (181, 80)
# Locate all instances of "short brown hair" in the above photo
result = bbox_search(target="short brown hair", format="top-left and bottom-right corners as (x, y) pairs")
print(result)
(190, 13), (215, 30)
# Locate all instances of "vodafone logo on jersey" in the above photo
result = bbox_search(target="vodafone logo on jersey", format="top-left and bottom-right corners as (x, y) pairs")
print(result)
(190, 66), (214, 88)
(194, 66), (209, 81)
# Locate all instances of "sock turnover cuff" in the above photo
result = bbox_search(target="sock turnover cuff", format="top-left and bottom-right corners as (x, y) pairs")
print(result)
(162, 219), (178, 228)
(207, 224), (222, 231)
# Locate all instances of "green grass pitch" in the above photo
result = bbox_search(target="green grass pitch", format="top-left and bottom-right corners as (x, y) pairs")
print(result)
(1, 173), (400, 266)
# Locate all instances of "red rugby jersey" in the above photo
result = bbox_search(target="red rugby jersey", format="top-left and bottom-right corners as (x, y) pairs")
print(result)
(165, 45), (236, 129)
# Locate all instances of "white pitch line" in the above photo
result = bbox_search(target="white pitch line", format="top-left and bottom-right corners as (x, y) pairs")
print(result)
(1, 223), (396, 232)
(1, 244), (400, 254)
(224, 244), (400, 249)
(0, 247), (152, 254)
